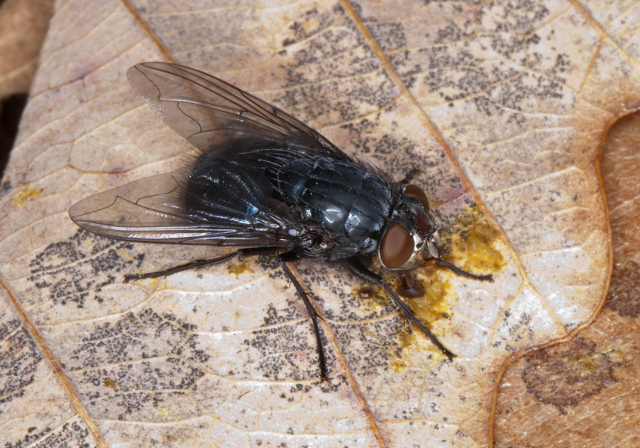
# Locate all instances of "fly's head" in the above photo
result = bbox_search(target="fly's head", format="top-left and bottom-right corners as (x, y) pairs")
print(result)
(378, 184), (441, 272)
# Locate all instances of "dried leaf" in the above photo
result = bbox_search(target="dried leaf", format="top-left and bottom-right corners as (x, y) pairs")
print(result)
(1, 1), (639, 447)
(494, 112), (640, 448)
(0, 0), (54, 99)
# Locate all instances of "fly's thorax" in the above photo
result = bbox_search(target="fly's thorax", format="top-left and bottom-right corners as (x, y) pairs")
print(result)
(274, 157), (394, 259)
(378, 184), (441, 271)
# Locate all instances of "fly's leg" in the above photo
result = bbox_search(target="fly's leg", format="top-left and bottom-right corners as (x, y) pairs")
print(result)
(434, 258), (493, 282)
(346, 258), (456, 361)
(279, 253), (329, 382)
(124, 248), (330, 380)
(124, 248), (277, 282)
(397, 168), (422, 185)
(397, 272), (425, 298)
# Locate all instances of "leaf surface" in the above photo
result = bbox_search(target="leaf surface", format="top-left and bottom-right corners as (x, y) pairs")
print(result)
(1, 0), (639, 447)
(494, 112), (640, 448)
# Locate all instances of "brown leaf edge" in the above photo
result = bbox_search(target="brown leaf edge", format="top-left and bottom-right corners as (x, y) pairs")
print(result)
(485, 106), (640, 446)
(78, 1), (630, 445)
(6, 1), (629, 446)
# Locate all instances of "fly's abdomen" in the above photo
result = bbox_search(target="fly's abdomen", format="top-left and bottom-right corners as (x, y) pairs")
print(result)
(276, 157), (393, 258)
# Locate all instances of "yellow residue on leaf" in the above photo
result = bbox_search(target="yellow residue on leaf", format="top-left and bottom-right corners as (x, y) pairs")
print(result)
(352, 284), (387, 310)
(441, 208), (506, 275)
(117, 250), (136, 262)
(156, 405), (172, 418)
(568, 352), (606, 376)
(408, 274), (453, 325)
(103, 378), (117, 389)
(126, 274), (162, 289)
(146, 276), (162, 289)
(227, 259), (254, 278)
(81, 237), (94, 252)
(12, 186), (42, 206)
(391, 330), (418, 372)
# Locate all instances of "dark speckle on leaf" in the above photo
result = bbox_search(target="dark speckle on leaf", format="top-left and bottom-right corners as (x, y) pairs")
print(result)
(28, 230), (144, 308)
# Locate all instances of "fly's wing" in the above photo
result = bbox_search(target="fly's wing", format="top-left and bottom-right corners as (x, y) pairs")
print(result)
(69, 157), (302, 247)
(127, 62), (353, 163)
(69, 62), (353, 247)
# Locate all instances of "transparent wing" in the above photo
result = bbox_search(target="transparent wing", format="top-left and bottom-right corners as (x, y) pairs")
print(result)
(69, 159), (302, 247)
(127, 62), (352, 162)
(69, 62), (354, 247)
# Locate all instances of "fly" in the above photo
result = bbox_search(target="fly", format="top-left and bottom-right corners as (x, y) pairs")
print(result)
(69, 62), (493, 381)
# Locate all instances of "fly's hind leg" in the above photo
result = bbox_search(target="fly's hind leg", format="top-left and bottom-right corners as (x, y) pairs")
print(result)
(124, 248), (277, 282)
(279, 252), (329, 382)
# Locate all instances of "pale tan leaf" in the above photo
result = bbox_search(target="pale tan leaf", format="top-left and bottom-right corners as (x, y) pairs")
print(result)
(1, 0), (638, 447)
(494, 112), (640, 448)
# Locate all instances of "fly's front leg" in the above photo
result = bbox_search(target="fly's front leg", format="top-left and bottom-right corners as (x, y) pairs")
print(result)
(346, 258), (456, 361)
(279, 253), (329, 381)
(434, 258), (493, 282)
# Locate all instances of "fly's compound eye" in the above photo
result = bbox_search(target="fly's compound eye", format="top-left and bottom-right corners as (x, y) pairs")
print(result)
(380, 223), (414, 269)
(404, 184), (430, 210)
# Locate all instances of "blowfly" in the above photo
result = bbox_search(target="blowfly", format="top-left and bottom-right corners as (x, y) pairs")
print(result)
(69, 62), (493, 381)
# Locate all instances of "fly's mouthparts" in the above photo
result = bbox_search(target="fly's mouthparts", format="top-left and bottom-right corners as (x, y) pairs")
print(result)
(426, 240), (439, 259)
(432, 230), (441, 246)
